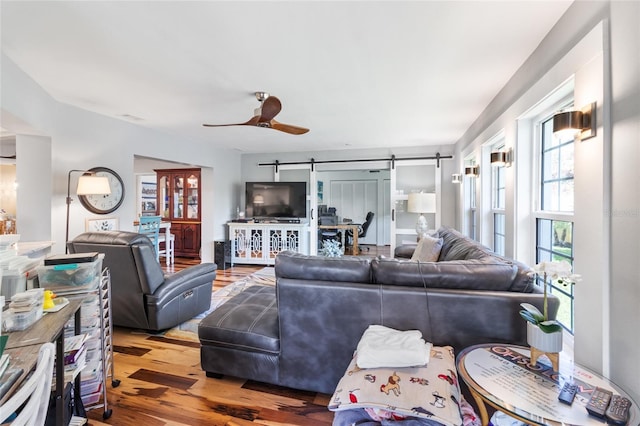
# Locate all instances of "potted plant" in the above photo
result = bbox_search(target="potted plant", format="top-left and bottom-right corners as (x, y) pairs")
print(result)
(520, 260), (581, 353)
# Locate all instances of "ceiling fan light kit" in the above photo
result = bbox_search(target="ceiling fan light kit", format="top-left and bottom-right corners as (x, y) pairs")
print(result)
(203, 92), (309, 135)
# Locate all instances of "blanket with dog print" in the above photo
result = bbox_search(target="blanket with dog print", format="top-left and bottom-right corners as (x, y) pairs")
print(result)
(328, 346), (463, 426)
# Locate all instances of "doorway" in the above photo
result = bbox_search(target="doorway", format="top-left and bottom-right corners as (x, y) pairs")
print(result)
(316, 169), (390, 246)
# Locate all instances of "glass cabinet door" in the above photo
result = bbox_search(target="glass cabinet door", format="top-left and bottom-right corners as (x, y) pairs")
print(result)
(158, 173), (170, 219)
(173, 175), (184, 219)
(186, 172), (199, 219)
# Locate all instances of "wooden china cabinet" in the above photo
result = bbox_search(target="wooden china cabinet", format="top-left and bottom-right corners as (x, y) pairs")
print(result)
(155, 168), (201, 258)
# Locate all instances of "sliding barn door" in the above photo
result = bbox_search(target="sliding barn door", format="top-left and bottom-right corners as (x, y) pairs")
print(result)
(276, 165), (317, 255)
(329, 180), (378, 244)
(390, 159), (441, 253)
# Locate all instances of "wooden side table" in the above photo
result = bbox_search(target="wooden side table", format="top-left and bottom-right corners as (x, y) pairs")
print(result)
(456, 343), (639, 426)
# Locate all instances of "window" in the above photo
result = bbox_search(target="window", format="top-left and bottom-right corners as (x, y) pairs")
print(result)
(535, 112), (576, 332)
(491, 145), (506, 255)
(540, 117), (575, 212)
(464, 160), (477, 240)
(536, 219), (575, 331)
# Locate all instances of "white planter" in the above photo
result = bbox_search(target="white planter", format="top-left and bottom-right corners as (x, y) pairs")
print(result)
(526, 322), (563, 353)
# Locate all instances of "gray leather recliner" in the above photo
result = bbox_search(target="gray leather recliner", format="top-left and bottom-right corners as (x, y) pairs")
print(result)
(67, 231), (217, 331)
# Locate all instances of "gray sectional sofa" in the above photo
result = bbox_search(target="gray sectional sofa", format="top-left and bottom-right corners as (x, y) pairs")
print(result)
(198, 227), (559, 394)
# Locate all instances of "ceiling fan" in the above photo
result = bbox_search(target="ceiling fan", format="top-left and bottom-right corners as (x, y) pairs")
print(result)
(203, 92), (309, 135)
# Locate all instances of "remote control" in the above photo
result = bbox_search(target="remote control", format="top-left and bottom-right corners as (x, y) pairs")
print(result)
(558, 382), (578, 405)
(586, 387), (613, 418)
(605, 395), (632, 426)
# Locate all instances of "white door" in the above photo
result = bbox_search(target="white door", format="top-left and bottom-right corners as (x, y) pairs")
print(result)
(389, 159), (441, 253)
(329, 180), (378, 244)
(277, 165), (317, 255)
(383, 179), (391, 245)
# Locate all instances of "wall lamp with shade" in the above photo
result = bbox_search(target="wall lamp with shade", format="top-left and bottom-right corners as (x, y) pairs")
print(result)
(552, 102), (596, 141)
(252, 194), (265, 204)
(65, 170), (111, 252)
(451, 174), (463, 184)
(464, 165), (479, 177)
(407, 192), (436, 240)
(490, 148), (513, 167)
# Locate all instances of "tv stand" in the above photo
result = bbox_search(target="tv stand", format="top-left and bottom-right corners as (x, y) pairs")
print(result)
(252, 217), (302, 224)
(228, 222), (308, 265)
(276, 218), (301, 224)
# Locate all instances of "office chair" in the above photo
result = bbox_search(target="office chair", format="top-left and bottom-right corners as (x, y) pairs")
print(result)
(319, 215), (342, 245)
(346, 211), (374, 251)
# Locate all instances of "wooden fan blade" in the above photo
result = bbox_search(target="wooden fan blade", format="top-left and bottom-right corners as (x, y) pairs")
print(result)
(203, 115), (260, 127)
(260, 96), (282, 122)
(270, 119), (310, 135)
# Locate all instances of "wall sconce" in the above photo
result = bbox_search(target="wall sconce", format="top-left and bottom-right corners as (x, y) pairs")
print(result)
(464, 165), (479, 177)
(490, 148), (513, 167)
(552, 102), (596, 141)
(451, 174), (463, 184)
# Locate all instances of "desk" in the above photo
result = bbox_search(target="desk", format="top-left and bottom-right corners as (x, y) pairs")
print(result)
(457, 343), (639, 426)
(2, 297), (86, 425)
(319, 224), (361, 255)
(15, 241), (54, 258)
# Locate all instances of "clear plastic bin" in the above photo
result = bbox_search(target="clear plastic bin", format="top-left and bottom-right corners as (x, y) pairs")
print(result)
(81, 389), (102, 406)
(2, 306), (43, 331)
(37, 258), (103, 295)
(1, 270), (27, 299)
(80, 377), (102, 395)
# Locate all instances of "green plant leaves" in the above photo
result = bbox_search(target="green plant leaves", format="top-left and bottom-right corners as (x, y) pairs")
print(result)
(520, 302), (562, 333)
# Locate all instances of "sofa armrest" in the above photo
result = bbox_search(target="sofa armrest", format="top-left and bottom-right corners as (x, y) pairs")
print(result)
(146, 263), (217, 306)
(394, 244), (417, 259)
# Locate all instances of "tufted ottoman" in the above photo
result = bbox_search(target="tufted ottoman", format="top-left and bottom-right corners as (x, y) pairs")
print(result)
(198, 284), (280, 383)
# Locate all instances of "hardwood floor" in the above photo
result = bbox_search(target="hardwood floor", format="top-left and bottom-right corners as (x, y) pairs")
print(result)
(85, 247), (391, 425)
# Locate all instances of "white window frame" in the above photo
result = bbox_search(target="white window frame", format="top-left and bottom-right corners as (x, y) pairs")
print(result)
(490, 139), (506, 255)
(463, 157), (478, 240)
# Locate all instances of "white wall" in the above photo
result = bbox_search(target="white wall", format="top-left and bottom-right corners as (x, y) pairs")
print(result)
(1, 53), (242, 262)
(453, 1), (640, 402)
(608, 0), (640, 404)
(16, 134), (51, 241)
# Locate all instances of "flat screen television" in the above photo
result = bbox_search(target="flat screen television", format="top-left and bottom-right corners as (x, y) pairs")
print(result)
(245, 181), (307, 218)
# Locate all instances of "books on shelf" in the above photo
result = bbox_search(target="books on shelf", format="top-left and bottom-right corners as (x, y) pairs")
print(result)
(64, 334), (89, 365)
(53, 333), (89, 388)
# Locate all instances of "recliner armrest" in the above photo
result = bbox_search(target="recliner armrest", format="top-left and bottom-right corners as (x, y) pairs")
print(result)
(147, 263), (217, 306)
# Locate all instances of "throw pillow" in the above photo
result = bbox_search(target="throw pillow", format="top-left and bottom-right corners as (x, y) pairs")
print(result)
(411, 235), (443, 262)
(328, 345), (463, 426)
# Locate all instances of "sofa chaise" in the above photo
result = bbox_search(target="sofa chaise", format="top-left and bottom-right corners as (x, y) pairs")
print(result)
(198, 227), (559, 394)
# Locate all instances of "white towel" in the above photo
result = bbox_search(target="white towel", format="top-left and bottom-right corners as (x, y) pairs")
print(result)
(355, 325), (432, 368)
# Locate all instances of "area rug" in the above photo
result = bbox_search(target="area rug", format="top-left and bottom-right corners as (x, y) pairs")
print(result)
(163, 266), (275, 342)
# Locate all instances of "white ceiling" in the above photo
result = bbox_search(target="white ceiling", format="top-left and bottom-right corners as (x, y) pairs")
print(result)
(1, 1), (572, 154)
